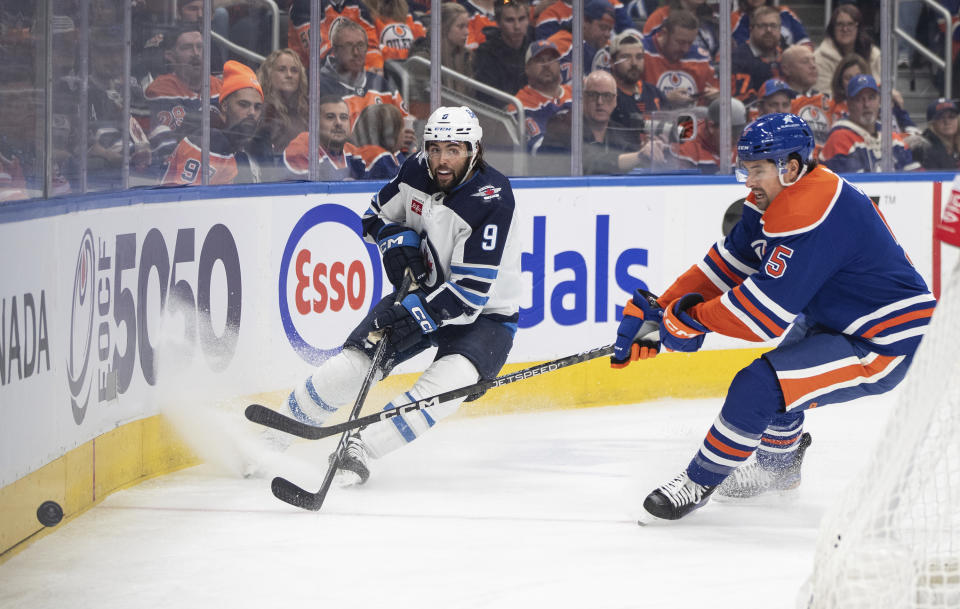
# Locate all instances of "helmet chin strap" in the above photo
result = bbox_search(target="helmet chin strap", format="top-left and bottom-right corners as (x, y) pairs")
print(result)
(777, 158), (809, 187)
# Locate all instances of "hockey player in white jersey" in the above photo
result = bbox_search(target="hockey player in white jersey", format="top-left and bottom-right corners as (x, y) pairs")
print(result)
(286, 106), (523, 483)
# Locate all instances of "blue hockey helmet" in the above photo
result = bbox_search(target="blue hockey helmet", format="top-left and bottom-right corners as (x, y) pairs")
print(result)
(735, 113), (815, 185)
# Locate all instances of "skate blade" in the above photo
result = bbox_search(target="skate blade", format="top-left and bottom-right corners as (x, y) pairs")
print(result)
(713, 485), (800, 503)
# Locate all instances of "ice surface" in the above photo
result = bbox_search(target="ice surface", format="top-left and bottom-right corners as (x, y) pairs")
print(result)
(0, 394), (895, 609)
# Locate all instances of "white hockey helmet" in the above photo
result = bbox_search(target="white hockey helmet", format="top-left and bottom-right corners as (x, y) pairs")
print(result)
(422, 106), (484, 186)
(422, 106), (483, 147)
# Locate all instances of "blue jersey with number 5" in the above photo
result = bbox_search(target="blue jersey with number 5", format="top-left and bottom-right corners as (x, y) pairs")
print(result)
(665, 165), (934, 356)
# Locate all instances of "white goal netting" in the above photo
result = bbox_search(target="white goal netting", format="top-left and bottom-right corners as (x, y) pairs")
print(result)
(800, 260), (960, 609)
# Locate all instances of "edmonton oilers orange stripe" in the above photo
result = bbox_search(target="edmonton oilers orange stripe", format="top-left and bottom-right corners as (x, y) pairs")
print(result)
(707, 248), (743, 285)
(706, 431), (753, 458)
(665, 306), (702, 337)
(623, 299), (646, 319)
(779, 354), (899, 407)
(762, 435), (799, 446)
(731, 287), (785, 336)
(861, 307), (934, 339)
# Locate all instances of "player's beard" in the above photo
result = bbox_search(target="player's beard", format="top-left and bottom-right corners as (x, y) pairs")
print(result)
(432, 160), (469, 193)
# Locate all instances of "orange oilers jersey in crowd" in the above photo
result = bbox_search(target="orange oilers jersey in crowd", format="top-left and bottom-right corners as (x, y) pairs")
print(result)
(659, 165), (933, 356)
(374, 16), (426, 61)
(667, 119), (733, 174)
(534, 0), (631, 40)
(160, 132), (237, 185)
(144, 73), (222, 132)
(819, 120), (920, 173)
(790, 90), (832, 147)
(547, 29), (611, 84)
(282, 132), (400, 180)
(316, 65), (408, 129)
(641, 32), (717, 105)
(458, 0), (496, 49)
(506, 84), (573, 152)
(288, 0), (384, 72)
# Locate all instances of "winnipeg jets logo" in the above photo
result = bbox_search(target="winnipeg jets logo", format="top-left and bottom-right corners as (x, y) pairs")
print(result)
(472, 185), (501, 201)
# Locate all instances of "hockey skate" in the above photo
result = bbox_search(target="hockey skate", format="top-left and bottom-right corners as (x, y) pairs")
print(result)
(716, 432), (812, 499)
(328, 434), (370, 486)
(641, 471), (716, 522)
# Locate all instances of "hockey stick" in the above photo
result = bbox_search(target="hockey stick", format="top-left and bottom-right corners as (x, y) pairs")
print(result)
(247, 343), (615, 441)
(270, 271), (415, 511)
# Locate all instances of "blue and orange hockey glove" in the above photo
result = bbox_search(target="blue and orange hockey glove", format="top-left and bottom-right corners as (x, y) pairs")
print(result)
(611, 289), (663, 368)
(661, 293), (709, 353)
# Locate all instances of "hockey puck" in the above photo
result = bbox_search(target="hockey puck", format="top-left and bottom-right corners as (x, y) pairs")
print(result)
(37, 501), (63, 527)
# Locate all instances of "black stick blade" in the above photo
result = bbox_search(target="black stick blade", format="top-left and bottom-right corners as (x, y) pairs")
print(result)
(271, 476), (329, 511)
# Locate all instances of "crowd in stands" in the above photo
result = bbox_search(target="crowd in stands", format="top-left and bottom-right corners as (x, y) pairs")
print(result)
(4, 0), (960, 200)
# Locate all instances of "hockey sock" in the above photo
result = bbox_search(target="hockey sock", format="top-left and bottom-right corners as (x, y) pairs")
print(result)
(362, 354), (479, 459)
(287, 348), (377, 426)
(687, 358), (785, 487)
(755, 411), (805, 471)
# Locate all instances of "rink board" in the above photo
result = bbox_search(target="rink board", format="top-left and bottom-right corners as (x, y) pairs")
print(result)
(0, 173), (954, 557)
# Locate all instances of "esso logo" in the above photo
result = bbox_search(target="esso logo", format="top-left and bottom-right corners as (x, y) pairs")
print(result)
(280, 204), (383, 364)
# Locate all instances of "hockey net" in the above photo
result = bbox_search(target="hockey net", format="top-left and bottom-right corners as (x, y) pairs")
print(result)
(800, 258), (960, 606)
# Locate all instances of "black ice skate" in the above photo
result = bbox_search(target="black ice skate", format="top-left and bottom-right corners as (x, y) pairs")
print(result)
(328, 434), (370, 485)
(716, 432), (812, 499)
(641, 471), (716, 521)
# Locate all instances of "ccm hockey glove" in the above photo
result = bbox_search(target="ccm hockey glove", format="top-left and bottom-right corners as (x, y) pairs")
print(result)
(371, 292), (439, 352)
(377, 224), (428, 290)
(661, 293), (709, 353)
(611, 289), (663, 368)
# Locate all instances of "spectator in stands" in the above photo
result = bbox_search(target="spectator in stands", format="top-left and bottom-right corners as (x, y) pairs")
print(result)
(537, 70), (666, 174)
(366, 0), (426, 61)
(351, 102), (416, 164)
(827, 53), (869, 123)
(827, 53), (916, 134)
(732, 5), (781, 105)
(473, 0), (534, 105)
(534, 0), (632, 41)
(507, 40), (572, 152)
(406, 3), (475, 115)
(86, 33), (152, 190)
(753, 78), (794, 118)
(642, 9), (719, 109)
(0, 72), (36, 200)
(547, 0), (616, 82)
(608, 29), (664, 130)
(780, 44), (831, 147)
(457, 0), (497, 49)
(287, 0), (383, 73)
(909, 98), (960, 170)
(641, 0), (719, 59)
(667, 97), (746, 173)
(441, 3), (475, 79)
(161, 60), (264, 185)
(731, 0), (810, 48)
(820, 74), (920, 173)
(135, 0), (227, 85)
(283, 95), (399, 180)
(253, 49), (309, 169)
(814, 4), (881, 95)
(144, 26), (223, 168)
(317, 19), (407, 129)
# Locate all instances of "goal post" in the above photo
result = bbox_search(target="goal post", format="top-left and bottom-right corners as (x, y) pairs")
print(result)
(799, 182), (960, 609)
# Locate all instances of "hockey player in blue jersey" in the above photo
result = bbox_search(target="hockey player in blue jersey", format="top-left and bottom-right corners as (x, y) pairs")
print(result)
(611, 113), (935, 521)
(285, 106), (522, 484)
